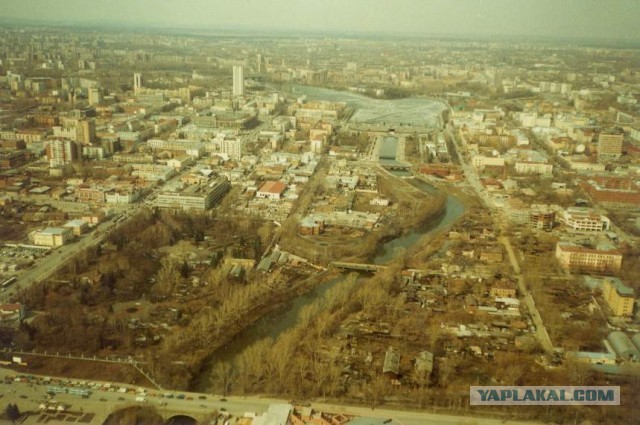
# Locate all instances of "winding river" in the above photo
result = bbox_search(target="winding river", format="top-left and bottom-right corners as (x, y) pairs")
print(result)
(195, 181), (464, 391)
(195, 87), (461, 391)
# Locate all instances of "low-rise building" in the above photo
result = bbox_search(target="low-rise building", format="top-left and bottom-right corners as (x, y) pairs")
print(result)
(472, 155), (505, 170)
(131, 164), (176, 182)
(299, 216), (324, 236)
(555, 242), (622, 274)
(490, 281), (517, 298)
(105, 190), (141, 204)
(256, 181), (287, 200)
(63, 219), (89, 236)
(32, 227), (74, 247)
(567, 351), (617, 365)
(370, 197), (390, 206)
(0, 303), (25, 324)
(479, 246), (504, 263)
(77, 187), (106, 203)
(514, 160), (553, 175)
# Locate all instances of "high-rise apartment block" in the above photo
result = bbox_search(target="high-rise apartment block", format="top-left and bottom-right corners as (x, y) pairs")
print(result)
(598, 129), (624, 159)
(88, 87), (102, 106)
(221, 137), (243, 160)
(134, 73), (144, 94)
(233, 65), (244, 96)
(602, 278), (635, 317)
(46, 139), (81, 167)
(76, 119), (96, 145)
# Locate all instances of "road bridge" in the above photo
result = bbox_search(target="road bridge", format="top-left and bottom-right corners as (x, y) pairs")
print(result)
(330, 261), (387, 272)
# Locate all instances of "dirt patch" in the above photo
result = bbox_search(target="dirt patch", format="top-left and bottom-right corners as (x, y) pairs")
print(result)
(5, 355), (155, 388)
(0, 220), (29, 243)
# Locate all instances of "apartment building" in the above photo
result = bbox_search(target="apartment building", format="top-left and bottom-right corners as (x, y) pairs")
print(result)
(561, 208), (611, 232)
(555, 242), (622, 273)
(46, 139), (80, 167)
(580, 176), (640, 207)
(514, 160), (553, 175)
(155, 178), (230, 210)
(602, 278), (635, 317)
(597, 129), (624, 159)
(471, 155), (505, 170)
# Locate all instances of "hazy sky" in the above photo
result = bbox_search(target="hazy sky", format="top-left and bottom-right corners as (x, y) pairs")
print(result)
(2, 0), (639, 41)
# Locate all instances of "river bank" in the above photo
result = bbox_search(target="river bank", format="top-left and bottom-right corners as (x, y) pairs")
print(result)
(193, 177), (466, 393)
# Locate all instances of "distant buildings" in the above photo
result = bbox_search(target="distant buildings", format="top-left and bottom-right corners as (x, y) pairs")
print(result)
(133, 73), (143, 94)
(88, 87), (102, 106)
(233, 65), (244, 96)
(580, 176), (640, 207)
(76, 119), (96, 145)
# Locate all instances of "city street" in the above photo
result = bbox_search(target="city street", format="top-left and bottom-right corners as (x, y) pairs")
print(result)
(0, 368), (543, 425)
(445, 125), (555, 354)
(1, 207), (137, 303)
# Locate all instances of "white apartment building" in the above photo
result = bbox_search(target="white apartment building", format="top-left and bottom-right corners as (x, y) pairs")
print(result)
(515, 161), (553, 175)
(156, 178), (230, 211)
(220, 137), (243, 160)
(233, 65), (244, 96)
(561, 208), (611, 232)
(472, 155), (505, 170)
(105, 190), (141, 204)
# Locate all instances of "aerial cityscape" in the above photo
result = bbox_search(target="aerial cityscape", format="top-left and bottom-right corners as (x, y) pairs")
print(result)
(0, 1), (639, 424)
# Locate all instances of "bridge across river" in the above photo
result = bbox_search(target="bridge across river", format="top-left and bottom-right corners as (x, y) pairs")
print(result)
(330, 261), (387, 272)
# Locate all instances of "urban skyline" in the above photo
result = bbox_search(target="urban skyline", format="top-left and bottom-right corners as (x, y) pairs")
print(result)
(1, 0), (640, 42)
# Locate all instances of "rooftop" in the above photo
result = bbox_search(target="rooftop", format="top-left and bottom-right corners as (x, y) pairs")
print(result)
(258, 180), (287, 195)
(606, 278), (635, 297)
(39, 227), (69, 235)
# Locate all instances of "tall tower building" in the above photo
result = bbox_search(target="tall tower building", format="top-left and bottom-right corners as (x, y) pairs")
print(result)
(46, 139), (80, 167)
(88, 87), (102, 106)
(133, 73), (143, 94)
(232, 65), (244, 96)
(220, 137), (243, 160)
(598, 129), (624, 160)
(76, 119), (96, 145)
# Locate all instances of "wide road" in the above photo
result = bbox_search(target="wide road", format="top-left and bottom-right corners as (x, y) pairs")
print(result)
(1, 206), (138, 303)
(0, 368), (543, 425)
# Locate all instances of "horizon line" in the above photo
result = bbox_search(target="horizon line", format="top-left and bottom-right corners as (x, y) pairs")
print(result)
(0, 16), (638, 47)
